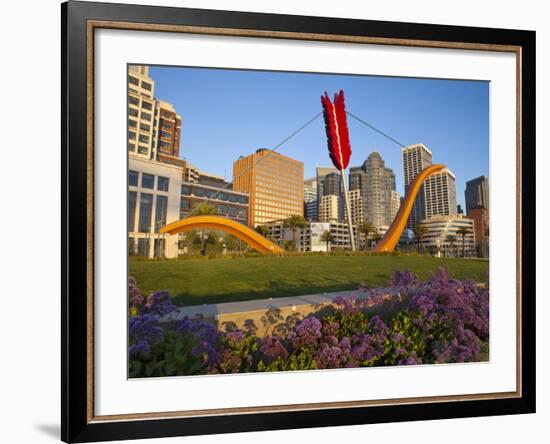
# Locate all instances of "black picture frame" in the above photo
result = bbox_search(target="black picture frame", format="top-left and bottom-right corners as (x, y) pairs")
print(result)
(62, 1), (536, 442)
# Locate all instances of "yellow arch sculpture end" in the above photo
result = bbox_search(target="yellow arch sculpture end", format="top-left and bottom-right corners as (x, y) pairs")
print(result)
(374, 164), (446, 253)
(160, 215), (285, 254)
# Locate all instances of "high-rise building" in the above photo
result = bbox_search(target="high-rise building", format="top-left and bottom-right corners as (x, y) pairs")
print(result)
(402, 144), (433, 228)
(348, 152), (399, 227)
(469, 206), (489, 257)
(424, 168), (458, 219)
(402, 144), (457, 228)
(128, 65), (156, 158)
(316, 167), (339, 198)
(343, 189), (364, 226)
(153, 99), (182, 162)
(318, 194), (341, 222)
(233, 149), (304, 227)
(390, 191), (401, 222)
(323, 172), (342, 196)
(465, 176), (489, 215)
(304, 178), (318, 222)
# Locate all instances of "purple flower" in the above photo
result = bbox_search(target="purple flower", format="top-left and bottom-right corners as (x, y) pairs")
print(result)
(226, 329), (245, 344)
(176, 317), (219, 366)
(288, 316), (322, 349)
(260, 336), (288, 361)
(142, 290), (176, 316)
(129, 314), (163, 357)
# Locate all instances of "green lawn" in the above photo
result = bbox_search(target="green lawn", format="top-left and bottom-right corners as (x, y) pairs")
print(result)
(129, 255), (489, 307)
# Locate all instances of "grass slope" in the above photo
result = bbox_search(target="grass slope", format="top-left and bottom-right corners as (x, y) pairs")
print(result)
(129, 255), (489, 306)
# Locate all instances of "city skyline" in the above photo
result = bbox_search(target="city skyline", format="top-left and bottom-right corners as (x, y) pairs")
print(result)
(149, 65), (489, 208)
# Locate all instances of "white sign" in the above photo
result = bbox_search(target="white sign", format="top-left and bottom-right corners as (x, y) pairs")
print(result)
(310, 222), (330, 251)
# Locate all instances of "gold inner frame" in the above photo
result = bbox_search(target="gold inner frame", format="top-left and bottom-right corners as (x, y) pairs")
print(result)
(86, 19), (523, 423)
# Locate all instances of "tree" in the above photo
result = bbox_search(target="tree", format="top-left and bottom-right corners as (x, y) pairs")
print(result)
(320, 230), (334, 252)
(446, 235), (457, 257)
(413, 225), (428, 254)
(284, 215), (307, 251)
(181, 229), (200, 253)
(193, 204), (218, 255)
(456, 226), (471, 257)
(255, 225), (269, 238)
(223, 233), (240, 253)
(359, 222), (377, 250)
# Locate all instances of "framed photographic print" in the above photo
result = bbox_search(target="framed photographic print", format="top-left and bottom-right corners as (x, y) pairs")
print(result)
(61, 1), (536, 442)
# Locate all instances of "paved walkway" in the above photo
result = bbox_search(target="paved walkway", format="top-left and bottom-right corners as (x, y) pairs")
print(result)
(160, 289), (360, 323)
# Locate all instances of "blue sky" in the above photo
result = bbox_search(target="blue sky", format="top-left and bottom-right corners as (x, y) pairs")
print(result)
(149, 66), (489, 208)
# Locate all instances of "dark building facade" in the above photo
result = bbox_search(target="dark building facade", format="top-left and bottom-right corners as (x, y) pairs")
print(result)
(180, 182), (249, 224)
(465, 176), (489, 215)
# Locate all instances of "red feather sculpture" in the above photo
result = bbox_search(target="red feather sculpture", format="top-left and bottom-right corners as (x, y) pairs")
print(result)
(321, 90), (352, 170)
(320, 90), (356, 251)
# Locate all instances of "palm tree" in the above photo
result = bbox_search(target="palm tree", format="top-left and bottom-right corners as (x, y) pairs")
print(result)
(456, 226), (471, 257)
(320, 230), (334, 252)
(284, 215), (307, 251)
(359, 222), (377, 250)
(413, 225), (428, 254)
(193, 204), (218, 255)
(446, 235), (457, 257)
(255, 225), (269, 238)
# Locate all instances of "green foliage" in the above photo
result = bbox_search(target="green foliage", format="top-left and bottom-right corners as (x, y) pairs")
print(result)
(129, 329), (204, 378)
(257, 348), (317, 372)
(255, 225), (270, 238)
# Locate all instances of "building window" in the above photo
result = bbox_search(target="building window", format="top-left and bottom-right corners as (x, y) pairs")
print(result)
(141, 112), (151, 121)
(142, 100), (153, 110)
(138, 134), (149, 144)
(128, 170), (139, 187)
(138, 193), (153, 232)
(128, 95), (139, 106)
(137, 238), (149, 256)
(157, 176), (169, 192)
(128, 142), (136, 152)
(141, 173), (154, 189)
(180, 198), (190, 209)
(137, 145), (148, 155)
(129, 107), (139, 117)
(153, 239), (165, 258)
(128, 131), (136, 140)
(181, 185), (190, 195)
(128, 237), (136, 255)
(128, 119), (137, 128)
(155, 195), (168, 232)
(128, 191), (137, 232)
(129, 76), (139, 86)
(141, 81), (152, 91)
(140, 123), (150, 132)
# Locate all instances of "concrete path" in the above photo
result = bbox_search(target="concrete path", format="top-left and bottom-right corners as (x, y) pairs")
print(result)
(160, 289), (360, 323)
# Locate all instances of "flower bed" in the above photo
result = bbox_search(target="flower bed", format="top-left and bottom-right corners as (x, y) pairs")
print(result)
(128, 268), (489, 377)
